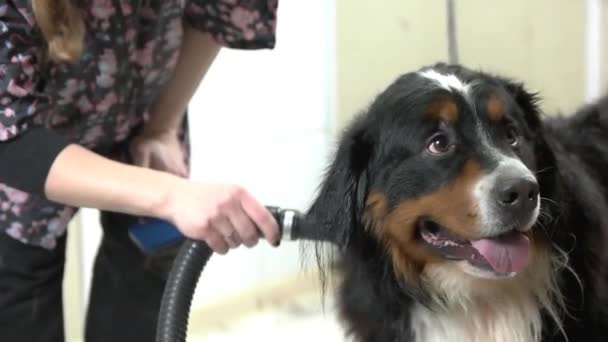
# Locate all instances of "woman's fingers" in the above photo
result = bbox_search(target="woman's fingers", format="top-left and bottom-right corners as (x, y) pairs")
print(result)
(211, 215), (241, 249)
(239, 190), (280, 246)
(204, 229), (229, 255)
(225, 202), (259, 248)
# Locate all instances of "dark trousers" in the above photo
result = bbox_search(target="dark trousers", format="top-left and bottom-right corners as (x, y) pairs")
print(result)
(0, 211), (181, 342)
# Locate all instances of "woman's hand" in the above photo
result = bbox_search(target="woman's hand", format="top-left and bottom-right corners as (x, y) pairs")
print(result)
(163, 180), (280, 254)
(130, 128), (188, 177)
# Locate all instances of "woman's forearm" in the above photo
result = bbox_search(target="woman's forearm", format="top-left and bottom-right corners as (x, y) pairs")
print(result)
(0, 127), (179, 219)
(44, 144), (181, 219)
(145, 23), (221, 133)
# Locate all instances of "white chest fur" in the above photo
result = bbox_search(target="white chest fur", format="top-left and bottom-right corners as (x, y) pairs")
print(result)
(410, 297), (541, 342)
(409, 255), (563, 342)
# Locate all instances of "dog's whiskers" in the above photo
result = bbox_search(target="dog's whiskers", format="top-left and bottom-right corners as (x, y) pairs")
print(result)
(538, 209), (554, 222)
(541, 197), (560, 207)
(535, 166), (555, 175)
(535, 220), (550, 236)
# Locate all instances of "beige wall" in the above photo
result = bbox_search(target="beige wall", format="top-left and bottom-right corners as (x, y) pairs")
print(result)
(335, 0), (606, 129)
(603, 1), (608, 93)
(64, 219), (84, 341)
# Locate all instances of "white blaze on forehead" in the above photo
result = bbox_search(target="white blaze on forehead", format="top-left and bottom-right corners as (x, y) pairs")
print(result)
(418, 69), (472, 98)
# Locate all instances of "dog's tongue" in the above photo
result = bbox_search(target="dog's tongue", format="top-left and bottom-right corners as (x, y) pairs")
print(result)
(471, 232), (530, 274)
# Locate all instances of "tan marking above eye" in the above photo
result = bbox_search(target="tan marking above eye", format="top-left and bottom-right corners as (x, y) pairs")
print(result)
(428, 97), (459, 123)
(487, 94), (505, 122)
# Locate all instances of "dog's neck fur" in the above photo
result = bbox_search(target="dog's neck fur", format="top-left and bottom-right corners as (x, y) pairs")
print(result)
(409, 248), (563, 342)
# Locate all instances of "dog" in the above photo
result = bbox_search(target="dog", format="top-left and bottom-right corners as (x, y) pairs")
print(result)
(305, 63), (608, 342)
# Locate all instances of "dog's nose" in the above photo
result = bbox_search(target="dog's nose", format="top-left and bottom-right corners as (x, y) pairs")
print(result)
(495, 175), (539, 216)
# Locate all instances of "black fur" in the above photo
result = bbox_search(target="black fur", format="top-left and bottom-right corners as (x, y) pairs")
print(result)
(306, 63), (608, 341)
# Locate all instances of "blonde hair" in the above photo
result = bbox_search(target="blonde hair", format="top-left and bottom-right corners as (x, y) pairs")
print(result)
(31, 0), (84, 63)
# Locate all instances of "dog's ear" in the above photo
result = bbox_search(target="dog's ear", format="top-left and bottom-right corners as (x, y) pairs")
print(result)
(498, 77), (543, 132)
(306, 115), (373, 248)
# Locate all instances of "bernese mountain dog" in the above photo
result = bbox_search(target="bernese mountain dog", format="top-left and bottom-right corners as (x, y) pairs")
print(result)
(306, 63), (608, 342)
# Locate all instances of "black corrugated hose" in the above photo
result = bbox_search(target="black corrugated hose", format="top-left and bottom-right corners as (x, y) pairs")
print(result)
(155, 206), (314, 342)
(156, 239), (212, 342)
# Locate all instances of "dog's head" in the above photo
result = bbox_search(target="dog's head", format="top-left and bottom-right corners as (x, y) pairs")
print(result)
(308, 63), (549, 284)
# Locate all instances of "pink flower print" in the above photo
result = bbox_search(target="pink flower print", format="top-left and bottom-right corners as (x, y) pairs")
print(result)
(46, 207), (76, 236)
(11, 54), (34, 76)
(1, 96), (13, 105)
(0, 5), (8, 16)
(10, 205), (20, 215)
(40, 234), (56, 249)
(4, 187), (29, 204)
(76, 95), (93, 113)
(7, 79), (32, 97)
(125, 28), (136, 43)
(217, 3), (228, 13)
(166, 51), (179, 70)
(97, 49), (117, 88)
(6, 222), (24, 240)
(50, 113), (68, 126)
(120, 0), (133, 16)
(97, 70), (114, 87)
(243, 29), (255, 40)
(164, 19), (183, 50)
(133, 41), (155, 67)
(91, 0), (116, 20)
(3, 107), (15, 117)
(144, 70), (159, 84)
(114, 114), (130, 140)
(0, 124), (17, 139)
(230, 7), (260, 31)
(96, 92), (118, 112)
(59, 207), (76, 222)
(16, 7), (35, 26)
(58, 79), (84, 105)
(81, 126), (104, 146)
(141, 110), (150, 122)
(1, 201), (10, 211)
(268, 0), (278, 11)
(139, 6), (156, 19)
(99, 49), (117, 70)
(187, 3), (204, 15)
(47, 217), (68, 235)
(0, 64), (6, 78)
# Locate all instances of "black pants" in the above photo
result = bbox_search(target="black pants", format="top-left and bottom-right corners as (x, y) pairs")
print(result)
(0, 211), (181, 342)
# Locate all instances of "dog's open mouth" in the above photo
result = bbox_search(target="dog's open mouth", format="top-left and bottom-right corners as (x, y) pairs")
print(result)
(417, 220), (531, 276)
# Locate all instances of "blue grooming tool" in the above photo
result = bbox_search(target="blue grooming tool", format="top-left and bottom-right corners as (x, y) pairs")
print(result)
(128, 218), (185, 255)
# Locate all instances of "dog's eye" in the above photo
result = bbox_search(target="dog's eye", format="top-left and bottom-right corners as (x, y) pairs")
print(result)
(428, 134), (452, 154)
(505, 126), (518, 146)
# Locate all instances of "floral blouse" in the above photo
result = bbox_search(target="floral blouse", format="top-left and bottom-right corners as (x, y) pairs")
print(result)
(0, 0), (278, 249)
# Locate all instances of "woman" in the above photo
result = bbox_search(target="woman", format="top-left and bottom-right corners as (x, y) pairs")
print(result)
(0, 0), (281, 341)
